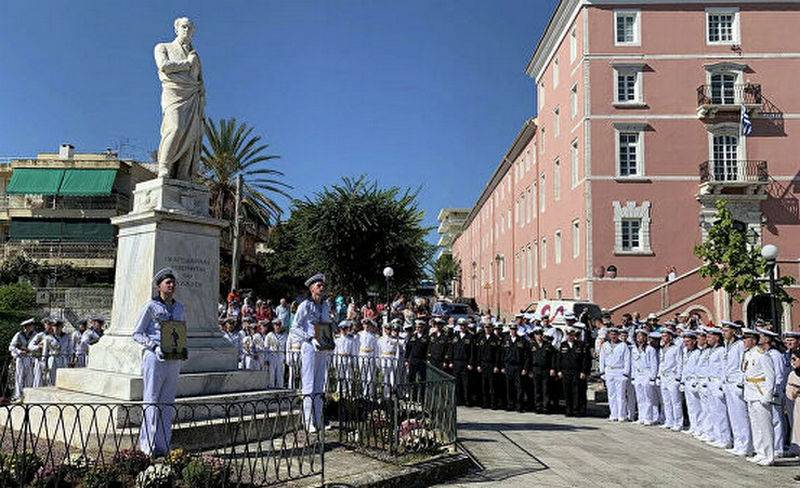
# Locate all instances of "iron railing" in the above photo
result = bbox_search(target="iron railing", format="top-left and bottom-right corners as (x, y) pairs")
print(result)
(696, 83), (762, 106)
(698, 159), (769, 184)
(0, 395), (324, 487)
(2, 242), (117, 260)
(1, 194), (131, 212)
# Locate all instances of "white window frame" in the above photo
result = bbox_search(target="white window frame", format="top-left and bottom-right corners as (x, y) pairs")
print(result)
(704, 62), (745, 105)
(614, 122), (647, 178)
(532, 242), (538, 286)
(554, 230), (562, 264)
(707, 122), (746, 181)
(507, 208), (511, 230)
(553, 106), (560, 137)
(540, 127), (546, 155)
(570, 139), (579, 188)
(553, 158), (561, 201)
(612, 63), (645, 106)
(570, 83), (578, 119)
(614, 10), (641, 47)
(705, 7), (739, 46)
(613, 200), (652, 254)
(569, 28), (577, 63)
(541, 238), (548, 269)
(527, 188), (533, 223)
(572, 219), (580, 258)
(539, 173), (546, 212)
(553, 57), (559, 88)
(527, 245), (533, 289)
(521, 248), (527, 289)
(556, 288), (563, 300)
(499, 255), (506, 281)
(539, 82), (546, 111)
(573, 284), (581, 299)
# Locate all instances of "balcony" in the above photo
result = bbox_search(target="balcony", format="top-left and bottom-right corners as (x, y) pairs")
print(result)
(698, 160), (769, 196)
(0, 194), (131, 218)
(1, 241), (116, 268)
(696, 83), (761, 119)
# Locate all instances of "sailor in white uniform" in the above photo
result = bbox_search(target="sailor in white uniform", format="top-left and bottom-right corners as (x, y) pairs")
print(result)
(290, 273), (333, 432)
(721, 320), (752, 456)
(378, 320), (401, 396)
(132, 267), (185, 456)
(600, 327), (631, 422)
(742, 327), (776, 466)
(8, 318), (35, 400)
(681, 330), (703, 436)
(357, 319), (379, 396)
(48, 320), (73, 385)
(70, 320), (87, 367)
(762, 328), (787, 458)
(658, 328), (683, 431)
(222, 318), (243, 368)
(265, 318), (288, 388)
(631, 329), (658, 425)
(705, 327), (732, 448)
(28, 318), (56, 387)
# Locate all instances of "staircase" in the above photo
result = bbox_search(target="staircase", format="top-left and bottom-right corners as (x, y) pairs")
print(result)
(608, 267), (713, 319)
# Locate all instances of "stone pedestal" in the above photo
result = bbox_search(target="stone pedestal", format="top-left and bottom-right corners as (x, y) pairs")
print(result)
(50, 178), (268, 400)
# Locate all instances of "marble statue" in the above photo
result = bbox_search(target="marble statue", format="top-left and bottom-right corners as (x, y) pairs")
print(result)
(154, 17), (205, 181)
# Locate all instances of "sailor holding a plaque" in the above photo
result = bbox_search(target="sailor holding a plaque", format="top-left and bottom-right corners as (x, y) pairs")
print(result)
(132, 267), (186, 456)
(290, 273), (334, 433)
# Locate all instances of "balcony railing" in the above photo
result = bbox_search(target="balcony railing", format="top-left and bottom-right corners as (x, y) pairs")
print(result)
(699, 160), (768, 184)
(2, 241), (117, 260)
(697, 83), (762, 107)
(0, 194), (130, 212)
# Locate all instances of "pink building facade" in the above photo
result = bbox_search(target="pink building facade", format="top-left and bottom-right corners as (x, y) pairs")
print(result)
(451, 0), (800, 326)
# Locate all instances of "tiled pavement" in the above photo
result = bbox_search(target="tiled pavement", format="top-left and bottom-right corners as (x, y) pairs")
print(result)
(437, 406), (798, 488)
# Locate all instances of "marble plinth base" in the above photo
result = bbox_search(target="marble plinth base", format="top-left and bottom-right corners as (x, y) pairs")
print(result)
(12, 388), (303, 452)
(54, 369), (270, 401)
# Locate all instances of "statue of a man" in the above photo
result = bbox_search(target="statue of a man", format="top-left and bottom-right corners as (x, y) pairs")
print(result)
(154, 17), (205, 181)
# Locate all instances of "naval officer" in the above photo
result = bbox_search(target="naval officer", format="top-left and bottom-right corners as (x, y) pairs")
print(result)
(290, 273), (333, 433)
(132, 267), (185, 456)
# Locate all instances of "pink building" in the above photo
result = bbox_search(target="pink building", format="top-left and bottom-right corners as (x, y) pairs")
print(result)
(451, 0), (800, 327)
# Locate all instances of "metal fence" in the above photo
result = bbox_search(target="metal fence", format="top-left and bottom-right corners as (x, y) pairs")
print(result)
(0, 395), (324, 487)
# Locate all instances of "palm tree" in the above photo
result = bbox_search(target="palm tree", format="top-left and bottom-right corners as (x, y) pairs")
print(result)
(200, 118), (291, 225)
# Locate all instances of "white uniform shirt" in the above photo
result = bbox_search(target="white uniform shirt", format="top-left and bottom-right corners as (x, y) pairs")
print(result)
(768, 348), (788, 400)
(658, 342), (683, 381)
(707, 345), (726, 381)
(632, 344), (658, 382)
(78, 329), (100, 355)
(265, 331), (288, 355)
(378, 335), (399, 360)
(600, 341), (631, 377)
(681, 347), (701, 386)
(722, 339), (745, 385)
(742, 347), (776, 403)
(357, 330), (378, 358)
(9, 331), (32, 358)
(223, 331), (243, 357)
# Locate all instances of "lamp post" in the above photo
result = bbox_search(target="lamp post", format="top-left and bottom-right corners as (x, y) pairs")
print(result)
(383, 266), (394, 325)
(760, 244), (779, 332)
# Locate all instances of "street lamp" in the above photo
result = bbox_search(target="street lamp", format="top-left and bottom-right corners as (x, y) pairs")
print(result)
(383, 266), (394, 325)
(760, 244), (779, 332)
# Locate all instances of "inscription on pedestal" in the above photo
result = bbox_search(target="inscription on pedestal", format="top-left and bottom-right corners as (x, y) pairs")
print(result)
(164, 255), (212, 290)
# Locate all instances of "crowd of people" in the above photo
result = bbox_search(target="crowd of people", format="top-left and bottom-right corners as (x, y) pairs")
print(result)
(7, 316), (106, 400)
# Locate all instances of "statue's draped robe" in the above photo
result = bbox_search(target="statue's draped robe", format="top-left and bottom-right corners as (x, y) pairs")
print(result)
(154, 40), (204, 180)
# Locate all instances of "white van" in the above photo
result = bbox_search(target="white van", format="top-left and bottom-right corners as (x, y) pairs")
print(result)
(520, 300), (602, 325)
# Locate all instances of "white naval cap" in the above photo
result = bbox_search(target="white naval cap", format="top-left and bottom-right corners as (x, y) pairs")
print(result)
(648, 331), (662, 339)
(720, 320), (742, 329)
(338, 320), (352, 329)
(563, 311), (576, 321)
(704, 326), (723, 336)
(457, 317), (468, 325)
(153, 267), (177, 286)
(741, 327), (759, 337)
(757, 327), (779, 338)
(783, 330), (800, 338)
(20, 318), (35, 327)
(304, 273), (326, 287)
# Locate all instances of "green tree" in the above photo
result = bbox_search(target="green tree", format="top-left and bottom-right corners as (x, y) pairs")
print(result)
(433, 253), (460, 296)
(694, 199), (794, 306)
(200, 118), (291, 225)
(287, 176), (434, 299)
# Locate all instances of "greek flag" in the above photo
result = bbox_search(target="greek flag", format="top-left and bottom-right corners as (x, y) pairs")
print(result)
(740, 105), (752, 136)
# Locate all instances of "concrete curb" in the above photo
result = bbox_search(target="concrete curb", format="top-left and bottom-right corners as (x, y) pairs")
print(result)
(326, 451), (474, 488)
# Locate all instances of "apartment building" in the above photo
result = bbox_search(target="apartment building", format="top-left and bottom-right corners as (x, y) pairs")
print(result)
(437, 208), (470, 256)
(452, 1), (800, 326)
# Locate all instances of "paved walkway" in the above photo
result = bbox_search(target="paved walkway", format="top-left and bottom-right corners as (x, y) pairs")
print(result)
(439, 406), (799, 488)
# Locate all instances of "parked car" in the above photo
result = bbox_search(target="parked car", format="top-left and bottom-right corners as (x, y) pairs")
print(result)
(432, 300), (473, 323)
(521, 300), (602, 325)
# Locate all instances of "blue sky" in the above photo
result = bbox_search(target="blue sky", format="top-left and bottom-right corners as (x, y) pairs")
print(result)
(0, 0), (557, 240)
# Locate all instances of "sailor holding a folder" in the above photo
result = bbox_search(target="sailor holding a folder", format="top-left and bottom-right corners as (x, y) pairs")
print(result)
(742, 327), (777, 466)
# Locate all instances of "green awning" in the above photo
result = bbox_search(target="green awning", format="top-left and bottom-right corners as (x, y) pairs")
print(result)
(58, 169), (117, 196)
(10, 219), (114, 242)
(5, 169), (65, 195)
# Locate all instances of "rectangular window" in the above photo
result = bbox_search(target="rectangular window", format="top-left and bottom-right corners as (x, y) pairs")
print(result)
(621, 218), (642, 251)
(521, 248), (527, 289)
(499, 255), (506, 280)
(572, 219), (580, 257)
(569, 28), (577, 63)
(570, 84), (578, 119)
(526, 245), (533, 289)
(540, 128), (546, 155)
(556, 288), (563, 300)
(555, 231), (562, 264)
(526, 188), (532, 223)
(710, 73), (736, 104)
(618, 132), (640, 177)
(570, 140), (579, 188)
(532, 242), (538, 285)
(553, 58), (559, 88)
(521, 192), (527, 227)
(542, 238), (548, 269)
(539, 82), (545, 111)
(706, 8), (738, 44)
(616, 71), (636, 102)
(531, 185), (536, 218)
(553, 158), (561, 201)
(507, 208), (511, 230)
(614, 10), (640, 45)
(539, 174), (546, 212)
(553, 107), (560, 137)
(574, 284), (581, 299)
(712, 134), (740, 181)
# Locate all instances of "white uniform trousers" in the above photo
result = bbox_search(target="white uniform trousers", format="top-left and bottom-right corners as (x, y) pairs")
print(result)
(358, 357), (376, 396)
(380, 357), (397, 397)
(243, 354), (261, 371)
(48, 355), (68, 385)
(748, 400), (775, 464)
(685, 385), (703, 434)
(723, 383), (752, 454)
(633, 379), (652, 424)
(625, 378), (637, 420)
(605, 375), (628, 421)
(139, 350), (181, 456)
(707, 381), (732, 445)
(772, 401), (786, 455)
(660, 379), (683, 429)
(31, 358), (48, 388)
(286, 351), (301, 390)
(268, 353), (286, 388)
(300, 342), (330, 430)
(74, 353), (87, 368)
(13, 356), (33, 399)
(698, 384), (714, 438)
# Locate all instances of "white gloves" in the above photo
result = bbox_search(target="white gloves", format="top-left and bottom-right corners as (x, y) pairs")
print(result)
(155, 346), (165, 361)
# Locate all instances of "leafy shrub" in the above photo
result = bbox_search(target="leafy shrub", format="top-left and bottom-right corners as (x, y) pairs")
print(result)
(111, 449), (150, 478)
(78, 463), (125, 488)
(0, 283), (36, 312)
(0, 451), (45, 486)
(180, 456), (228, 488)
(32, 463), (86, 488)
(135, 464), (176, 488)
(164, 449), (191, 478)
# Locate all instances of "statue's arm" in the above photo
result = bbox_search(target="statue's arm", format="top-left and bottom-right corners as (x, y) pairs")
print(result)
(154, 44), (192, 74)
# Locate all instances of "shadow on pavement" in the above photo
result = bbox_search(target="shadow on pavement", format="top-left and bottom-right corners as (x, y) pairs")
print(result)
(458, 421), (599, 432)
